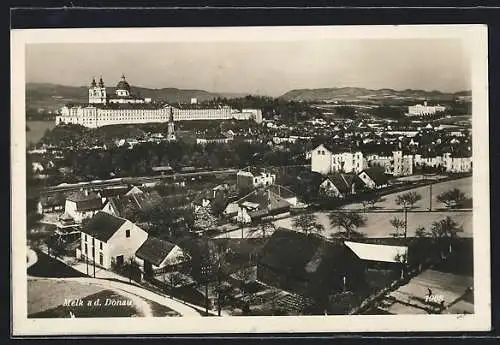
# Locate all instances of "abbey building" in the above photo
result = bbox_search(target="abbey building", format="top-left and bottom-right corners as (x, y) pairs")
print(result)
(56, 75), (263, 128)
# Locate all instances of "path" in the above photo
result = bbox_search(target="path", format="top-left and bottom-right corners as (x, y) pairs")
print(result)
(27, 248), (203, 317)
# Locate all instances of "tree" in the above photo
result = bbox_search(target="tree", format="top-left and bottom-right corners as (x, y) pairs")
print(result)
(292, 213), (324, 236)
(247, 219), (275, 239)
(366, 194), (382, 210)
(436, 188), (467, 209)
(395, 191), (422, 238)
(394, 252), (408, 279)
(395, 191), (422, 210)
(390, 217), (406, 238)
(429, 216), (464, 257)
(328, 211), (367, 240)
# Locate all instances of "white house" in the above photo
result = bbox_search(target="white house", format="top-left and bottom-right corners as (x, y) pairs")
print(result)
(135, 236), (190, 278)
(358, 168), (389, 190)
(443, 153), (472, 173)
(64, 190), (102, 223)
(236, 168), (276, 190)
(77, 211), (148, 269)
(311, 144), (366, 175)
(319, 173), (358, 198)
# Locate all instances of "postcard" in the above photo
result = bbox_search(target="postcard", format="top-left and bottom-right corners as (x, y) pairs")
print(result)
(11, 24), (490, 335)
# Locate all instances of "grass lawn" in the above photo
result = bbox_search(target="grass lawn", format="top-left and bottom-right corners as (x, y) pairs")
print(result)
(28, 280), (106, 315)
(29, 289), (142, 318)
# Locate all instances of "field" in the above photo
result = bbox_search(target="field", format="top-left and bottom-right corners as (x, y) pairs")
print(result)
(26, 120), (56, 145)
(28, 280), (181, 318)
(278, 177), (473, 238)
(275, 211), (472, 238)
(342, 177), (472, 211)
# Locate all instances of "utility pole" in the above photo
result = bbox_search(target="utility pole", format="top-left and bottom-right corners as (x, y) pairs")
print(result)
(429, 182), (433, 211)
(404, 207), (408, 239)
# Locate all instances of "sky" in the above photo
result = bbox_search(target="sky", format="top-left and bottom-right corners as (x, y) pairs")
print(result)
(25, 39), (472, 97)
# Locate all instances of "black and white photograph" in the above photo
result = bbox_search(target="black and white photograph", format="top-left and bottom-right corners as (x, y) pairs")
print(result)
(11, 25), (490, 335)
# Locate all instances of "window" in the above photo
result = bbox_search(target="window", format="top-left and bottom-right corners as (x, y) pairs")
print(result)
(85, 243), (88, 253)
(99, 253), (104, 266)
(84, 234), (87, 242)
(126, 230), (131, 238)
(100, 242), (103, 250)
(92, 238), (95, 246)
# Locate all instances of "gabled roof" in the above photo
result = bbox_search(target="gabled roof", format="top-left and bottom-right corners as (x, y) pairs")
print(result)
(106, 190), (162, 217)
(258, 229), (355, 278)
(39, 193), (66, 207)
(81, 211), (127, 242)
(66, 191), (102, 211)
(345, 241), (408, 263)
(324, 173), (359, 194)
(360, 167), (389, 186)
(98, 187), (130, 199)
(135, 237), (176, 266)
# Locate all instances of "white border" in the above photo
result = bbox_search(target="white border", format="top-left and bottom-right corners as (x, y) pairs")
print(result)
(11, 25), (491, 336)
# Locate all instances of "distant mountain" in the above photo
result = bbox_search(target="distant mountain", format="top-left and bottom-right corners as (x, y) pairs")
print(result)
(25, 83), (251, 111)
(279, 87), (471, 102)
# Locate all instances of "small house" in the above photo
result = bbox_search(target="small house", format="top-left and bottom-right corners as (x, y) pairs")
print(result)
(257, 229), (365, 300)
(358, 167), (390, 190)
(135, 237), (190, 279)
(77, 211), (148, 269)
(64, 190), (102, 223)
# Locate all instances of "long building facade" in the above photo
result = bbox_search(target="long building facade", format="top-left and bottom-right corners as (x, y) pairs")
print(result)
(55, 76), (263, 128)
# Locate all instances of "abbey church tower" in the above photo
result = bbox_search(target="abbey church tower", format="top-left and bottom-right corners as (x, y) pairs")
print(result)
(88, 77), (107, 104)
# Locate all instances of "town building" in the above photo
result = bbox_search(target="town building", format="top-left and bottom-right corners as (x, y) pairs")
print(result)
(236, 168), (276, 191)
(101, 190), (162, 218)
(135, 236), (190, 279)
(36, 193), (66, 214)
(443, 153), (473, 173)
(77, 211), (148, 269)
(357, 167), (390, 190)
(257, 229), (365, 302)
(310, 144), (366, 175)
(224, 187), (293, 224)
(407, 101), (446, 117)
(365, 151), (414, 177)
(56, 76), (263, 128)
(319, 173), (360, 198)
(63, 190), (102, 223)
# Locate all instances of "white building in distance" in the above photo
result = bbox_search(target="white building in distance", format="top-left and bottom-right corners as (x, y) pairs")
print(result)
(56, 75), (263, 128)
(407, 101), (446, 117)
(311, 144), (366, 175)
(312, 144), (414, 177)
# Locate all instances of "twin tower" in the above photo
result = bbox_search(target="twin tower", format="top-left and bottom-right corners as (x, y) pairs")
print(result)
(88, 75), (133, 105)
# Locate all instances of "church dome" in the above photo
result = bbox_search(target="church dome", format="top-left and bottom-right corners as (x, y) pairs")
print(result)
(116, 75), (131, 91)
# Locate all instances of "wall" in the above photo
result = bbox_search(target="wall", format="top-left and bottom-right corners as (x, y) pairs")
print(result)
(311, 145), (332, 175)
(108, 221), (148, 265)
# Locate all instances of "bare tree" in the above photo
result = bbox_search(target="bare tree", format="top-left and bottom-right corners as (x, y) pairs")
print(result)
(430, 216), (464, 257)
(390, 217), (406, 238)
(247, 219), (275, 239)
(396, 191), (422, 210)
(329, 211), (367, 240)
(292, 213), (324, 236)
(395, 191), (422, 238)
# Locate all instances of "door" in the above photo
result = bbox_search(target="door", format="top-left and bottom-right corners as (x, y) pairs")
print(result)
(116, 255), (124, 266)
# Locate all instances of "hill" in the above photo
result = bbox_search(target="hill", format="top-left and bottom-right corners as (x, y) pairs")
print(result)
(25, 83), (248, 111)
(279, 87), (471, 102)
